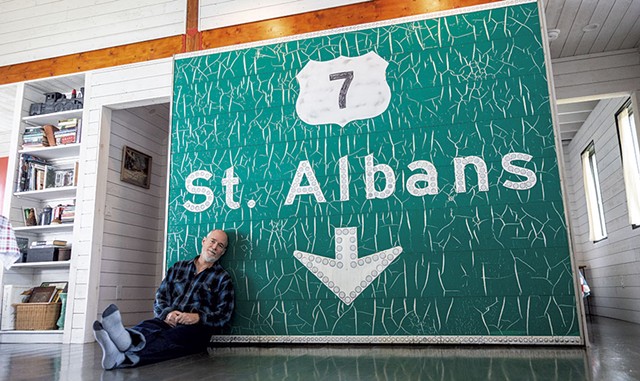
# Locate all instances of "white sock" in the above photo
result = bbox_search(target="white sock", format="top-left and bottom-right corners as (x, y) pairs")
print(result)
(101, 304), (132, 352)
(93, 321), (125, 370)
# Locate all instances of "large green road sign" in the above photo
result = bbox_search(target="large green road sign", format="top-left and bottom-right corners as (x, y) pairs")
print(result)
(169, 0), (581, 344)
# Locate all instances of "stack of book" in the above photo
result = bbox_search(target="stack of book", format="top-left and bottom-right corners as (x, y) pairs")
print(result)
(22, 126), (45, 148)
(16, 154), (47, 192)
(54, 118), (81, 145)
(30, 239), (68, 248)
(22, 125), (60, 149)
(60, 205), (75, 223)
(16, 154), (77, 192)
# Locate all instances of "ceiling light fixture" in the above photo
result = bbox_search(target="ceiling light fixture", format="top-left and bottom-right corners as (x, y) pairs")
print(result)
(582, 23), (600, 32)
(547, 29), (560, 41)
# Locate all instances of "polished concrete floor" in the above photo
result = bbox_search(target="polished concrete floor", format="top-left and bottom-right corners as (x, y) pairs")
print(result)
(0, 315), (638, 380)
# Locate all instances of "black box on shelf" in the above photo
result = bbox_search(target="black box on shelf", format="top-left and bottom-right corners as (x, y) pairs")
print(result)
(25, 247), (57, 262)
(25, 247), (71, 262)
(57, 247), (71, 261)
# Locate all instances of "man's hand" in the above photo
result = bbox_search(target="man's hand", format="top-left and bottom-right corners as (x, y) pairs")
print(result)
(164, 311), (200, 327)
(165, 311), (180, 327)
(176, 312), (200, 325)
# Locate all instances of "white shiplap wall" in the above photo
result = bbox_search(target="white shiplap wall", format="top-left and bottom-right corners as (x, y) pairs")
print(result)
(98, 105), (169, 326)
(66, 58), (173, 343)
(199, 0), (369, 30)
(564, 96), (640, 324)
(0, 0), (185, 66)
(0, 85), (18, 158)
(553, 49), (640, 102)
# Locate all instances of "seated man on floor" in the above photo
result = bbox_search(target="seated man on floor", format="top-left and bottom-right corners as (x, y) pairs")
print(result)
(93, 229), (234, 370)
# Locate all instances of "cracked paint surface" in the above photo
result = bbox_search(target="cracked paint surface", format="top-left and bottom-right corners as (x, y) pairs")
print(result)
(168, 2), (579, 339)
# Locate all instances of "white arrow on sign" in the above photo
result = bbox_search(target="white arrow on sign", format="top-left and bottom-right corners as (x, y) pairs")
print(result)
(293, 227), (403, 305)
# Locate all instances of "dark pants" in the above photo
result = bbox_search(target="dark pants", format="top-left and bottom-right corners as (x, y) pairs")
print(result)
(125, 318), (212, 367)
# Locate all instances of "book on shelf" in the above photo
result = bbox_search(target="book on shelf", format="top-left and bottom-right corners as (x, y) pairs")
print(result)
(16, 153), (77, 192)
(28, 162), (46, 191)
(60, 205), (75, 223)
(22, 206), (39, 226)
(54, 118), (81, 145)
(76, 118), (82, 143)
(54, 132), (76, 145)
(44, 165), (56, 188)
(57, 118), (78, 128)
(24, 125), (44, 133)
(16, 154), (46, 192)
(20, 118), (81, 148)
(50, 288), (63, 303)
(43, 124), (59, 146)
(39, 281), (68, 303)
(50, 204), (74, 224)
(30, 239), (68, 247)
(52, 166), (76, 187)
(22, 126), (45, 149)
(40, 281), (68, 293)
(26, 286), (57, 303)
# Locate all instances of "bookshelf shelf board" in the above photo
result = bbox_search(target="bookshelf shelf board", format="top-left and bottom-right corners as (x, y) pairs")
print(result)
(14, 186), (76, 201)
(13, 224), (74, 233)
(22, 109), (83, 126)
(0, 330), (63, 343)
(10, 261), (71, 269)
(19, 144), (80, 160)
(0, 330), (62, 334)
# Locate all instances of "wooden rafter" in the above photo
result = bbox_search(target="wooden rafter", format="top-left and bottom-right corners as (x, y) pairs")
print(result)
(0, 0), (499, 85)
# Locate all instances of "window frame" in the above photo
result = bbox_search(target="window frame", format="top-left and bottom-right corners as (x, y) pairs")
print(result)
(615, 98), (640, 229)
(581, 141), (608, 242)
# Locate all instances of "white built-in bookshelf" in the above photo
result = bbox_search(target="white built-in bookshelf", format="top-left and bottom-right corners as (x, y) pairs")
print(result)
(0, 74), (85, 343)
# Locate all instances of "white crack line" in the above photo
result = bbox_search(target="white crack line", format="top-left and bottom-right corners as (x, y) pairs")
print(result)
(293, 227), (403, 305)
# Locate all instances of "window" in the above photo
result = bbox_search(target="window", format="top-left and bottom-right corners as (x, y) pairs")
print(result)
(581, 142), (607, 242)
(616, 99), (640, 227)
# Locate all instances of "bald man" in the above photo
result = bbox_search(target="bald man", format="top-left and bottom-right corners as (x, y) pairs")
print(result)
(93, 230), (235, 370)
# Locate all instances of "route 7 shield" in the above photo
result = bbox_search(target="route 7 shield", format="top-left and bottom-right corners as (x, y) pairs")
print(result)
(295, 51), (391, 127)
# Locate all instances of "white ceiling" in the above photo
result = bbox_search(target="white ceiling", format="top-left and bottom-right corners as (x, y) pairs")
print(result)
(545, 0), (640, 141)
(555, 100), (600, 141)
(544, 0), (640, 60)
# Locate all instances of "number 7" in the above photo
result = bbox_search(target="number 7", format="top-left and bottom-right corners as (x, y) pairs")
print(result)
(329, 71), (354, 109)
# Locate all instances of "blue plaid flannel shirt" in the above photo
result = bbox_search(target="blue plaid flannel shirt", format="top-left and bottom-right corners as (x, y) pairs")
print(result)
(154, 257), (234, 329)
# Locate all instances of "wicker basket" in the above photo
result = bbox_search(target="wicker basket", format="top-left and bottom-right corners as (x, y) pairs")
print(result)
(14, 303), (62, 330)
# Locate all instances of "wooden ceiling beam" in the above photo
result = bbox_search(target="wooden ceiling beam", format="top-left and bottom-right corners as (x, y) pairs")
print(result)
(0, 0), (498, 85)
(200, 0), (500, 49)
(0, 36), (184, 85)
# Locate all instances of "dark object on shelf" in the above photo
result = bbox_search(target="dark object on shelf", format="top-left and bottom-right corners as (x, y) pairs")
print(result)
(26, 286), (57, 303)
(57, 247), (71, 261)
(25, 246), (70, 262)
(29, 91), (83, 116)
(39, 206), (53, 226)
(15, 237), (29, 255)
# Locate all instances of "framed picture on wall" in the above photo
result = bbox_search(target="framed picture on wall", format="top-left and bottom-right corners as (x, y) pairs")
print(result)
(120, 146), (152, 189)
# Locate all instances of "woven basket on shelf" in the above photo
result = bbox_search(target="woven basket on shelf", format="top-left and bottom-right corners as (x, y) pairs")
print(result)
(14, 303), (62, 330)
